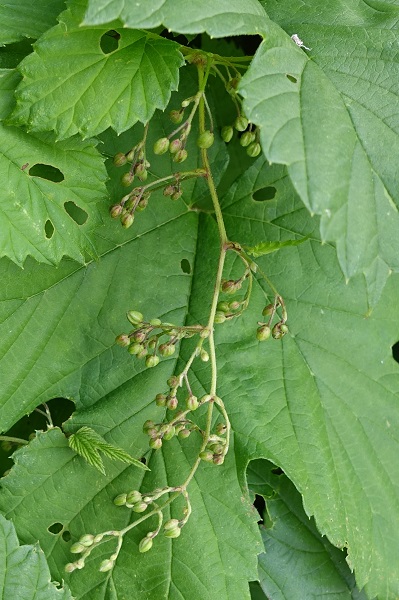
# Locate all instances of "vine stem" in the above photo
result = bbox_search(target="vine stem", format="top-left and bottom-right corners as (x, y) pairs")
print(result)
(0, 435), (28, 445)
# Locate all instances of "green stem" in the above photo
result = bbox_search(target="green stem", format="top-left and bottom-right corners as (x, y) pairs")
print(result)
(0, 435), (28, 445)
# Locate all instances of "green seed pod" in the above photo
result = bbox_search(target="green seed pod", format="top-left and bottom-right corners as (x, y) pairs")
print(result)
(113, 152), (127, 167)
(200, 349), (209, 362)
(171, 189), (183, 201)
(150, 318), (162, 326)
(127, 310), (144, 325)
(164, 518), (180, 531)
(217, 301), (230, 312)
(65, 563), (76, 573)
(197, 130), (214, 149)
(272, 323), (283, 339)
(280, 323), (289, 335)
(133, 501), (148, 513)
(199, 450), (214, 462)
(99, 559), (114, 572)
(262, 303), (274, 317)
(126, 490), (142, 504)
(143, 420), (155, 432)
(240, 131), (255, 147)
(247, 142), (261, 157)
(234, 115), (249, 132)
(169, 109), (184, 124)
(153, 137), (170, 155)
(221, 280), (236, 294)
(113, 493), (127, 506)
(94, 534), (104, 543)
(121, 172), (134, 187)
(221, 125), (234, 143)
(167, 376), (179, 388)
(256, 325), (271, 341)
(148, 337), (157, 350)
(229, 301), (240, 311)
(128, 342), (144, 355)
(169, 139), (182, 154)
(214, 311), (226, 324)
(213, 454), (225, 465)
(110, 204), (123, 218)
(159, 343), (176, 357)
(70, 542), (85, 554)
(133, 330), (146, 342)
(163, 425), (176, 441)
(200, 394), (213, 404)
(209, 443), (224, 455)
(155, 393), (167, 407)
(137, 347), (148, 359)
(138, 536), (153, 553)
(173, 149), (188, 163)
(186, 395), (199, 411)
(164, 526), (181, 538)
(137, 196), (149, 211)
(135, 164), (148, 182)
(178, 428), (191, 439)
(146, 355), (160, 368)
(79, 534), (95, 547)
(166, 395), (178, 410)
(115, 334), (130, 347)
(181, 98), (192, 108)
(75, 558), (85, 570)
(126, 148), (136, 162)
(121, 212), (134, 228)
(149, 437), (162, 450)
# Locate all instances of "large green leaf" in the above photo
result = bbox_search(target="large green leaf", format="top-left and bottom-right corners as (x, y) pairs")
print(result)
(83, 0), (269, 37)
(247, 460), (368, 600)
(0, 513), (72, 599)
(10, 0), (184, 140)
(239, 9), (399, 307)
(0, 0), (66, 44)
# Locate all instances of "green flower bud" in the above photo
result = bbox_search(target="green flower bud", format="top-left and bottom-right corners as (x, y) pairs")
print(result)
(163, 425), (176, 441)
(213, 454), (225, 465)
(135, 164), (148, 182)
(217, 301), (230, 313)
(110, 204), (123, 218)
(163, 184), (176, 197)
(79, 534), (95, 547)
(272, 323), (284, 339)
(149, 437), (162, 450)
(143, 420), (155, 432)
(128, 342), (144, 355)
(94, 534), (104, 543)
(150, 318), (162, 326)
(199, 450), (214, 462)
(126, 490), (142, 504)
(216, 423), (227, 435)
(229, 301), (240, 311)
(166, 395), (178, 410)
(197, 130), (214, 149)
(169, 109), (184, 124)
(226, 76), (240, 93)
(113, 493), (127, 506)
(159, 343), (175, 357)
(70, 542), (85, 554)
(115, 334), (130, 347)
(171, 189), (183, 201)
(200, 349), (209, 362)
(164, 526), (181, 538)
(214, 311), (226, 324)
(126, 148), (136, 162)
(75, 558), (85, 570)
(121, 212), (134, 228)
(181, 98), (191, 108)
(169, 139), (182, 154)
(240, 131), (255, 147)
(148, 336), (157, 349)
(173, 149), (188, 163)
(155, 393), (167, 407)
(133, 330), (146, 342)
(167, 376), (179, 388)
(127, 310), (144, 325)
(221, 280), (237, 294)
(138, 536), (153, 553)
(146, 354), (160, 368)
(256, 325), (271, 341)
(186, 395), (199, 411)
(113, 152), (127, 166)
(178, 428), (191, 439)
(247, 142), (261, 157)
(221, 125), (234, 143)
(137, 196), (149, 211)
(137, 347), (148, 359)
(121, 172), (134, 187)
(133, 501), (148, 513)
(164, 518), (180, 531)
(65, 563), (76, 573)
(209, 443), (224, 455)
(200, 394), (213, 404)
(99, 559), (114, 572)
(262, 303), (274, 316)
(234, 116), (249, 132)
(280, 323), (289, 334)
(153, 137), (170, 155)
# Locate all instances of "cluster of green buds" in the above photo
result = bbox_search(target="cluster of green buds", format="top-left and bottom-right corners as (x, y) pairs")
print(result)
(256, 296), (288, 341)
(113, 133), (150, 186)
(221, 114), (261, 158)
(65, 532), (120, 573)
(109, 186), (151, 229)
(199, 420), (228, 465)
(215, 262), (252, 324)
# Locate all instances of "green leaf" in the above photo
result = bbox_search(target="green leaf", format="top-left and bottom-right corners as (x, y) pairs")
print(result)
(0, 69), (21, 119)
(68, 425), (149, 474)
(0, 124), (106, 266)
(0, 0), (66, 44)
(239, 11), (399, 306)
(244, 236), (309, 258)
(0, 513), (72, 599)
(10, 0), (184, 139)
(247, 460), (368, 600)
(83, 0), (269, 37)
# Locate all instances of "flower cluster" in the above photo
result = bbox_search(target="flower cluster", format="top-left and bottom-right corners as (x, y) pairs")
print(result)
(256, 297), (289, 341)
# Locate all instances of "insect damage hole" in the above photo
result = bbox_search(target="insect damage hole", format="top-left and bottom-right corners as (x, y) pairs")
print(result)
(253, 187), (277, 202)
(48, 522), (63, 534)
(29, 164), (64, 182)
(44, 219), (54, 239)
(99, 30), (120, 54)
(180, 259), (191, 274)
(392, 341), (399, 364)
(64, 201), (88, 225)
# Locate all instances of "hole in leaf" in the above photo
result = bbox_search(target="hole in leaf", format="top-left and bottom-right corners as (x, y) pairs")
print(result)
(253, 187), (277, 202)
(286, 74), (297, 83)
(392, 341), (399, 363)
(253, 494), (265, 523)
(271, 467), (284, 475)
(62, 530), (71, 542)
(180, 259), (191, 274)
(29, 164), (64, 182)
(48, 522), (63, 534)
(140, 457), (147, 465)
(100, 30), (120, 54)
(64, 201), (88, 225)
(44, 219), (54, 239)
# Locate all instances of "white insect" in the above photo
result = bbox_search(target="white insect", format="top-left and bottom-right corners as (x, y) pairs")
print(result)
(291, 34), (311, 51)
